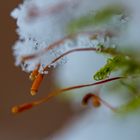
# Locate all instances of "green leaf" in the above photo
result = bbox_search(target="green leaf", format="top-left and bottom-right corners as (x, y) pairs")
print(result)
(93, 56), (121, 81)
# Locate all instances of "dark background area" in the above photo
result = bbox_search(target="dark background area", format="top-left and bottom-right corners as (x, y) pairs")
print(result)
(0, 1), (75, 139)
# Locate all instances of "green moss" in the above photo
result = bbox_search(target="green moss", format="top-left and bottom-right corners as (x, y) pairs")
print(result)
(93, 56), (121, 81)
(118, 97), (140, 114)
(67, 5), (124, 34)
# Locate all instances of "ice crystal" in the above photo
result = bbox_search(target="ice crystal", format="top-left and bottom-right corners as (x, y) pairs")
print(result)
(11, 0), (124, 73)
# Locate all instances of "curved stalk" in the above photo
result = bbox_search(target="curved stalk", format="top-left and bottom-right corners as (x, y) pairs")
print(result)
(12, 76), (123, 114)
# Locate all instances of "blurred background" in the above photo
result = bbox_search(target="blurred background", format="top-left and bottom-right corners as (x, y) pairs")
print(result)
(2, 1), (140, 140)
(0, 1), (77, 139)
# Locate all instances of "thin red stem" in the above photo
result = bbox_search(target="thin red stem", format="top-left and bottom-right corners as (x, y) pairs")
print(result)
(22, 31), (113, 61)
(34, 76), (123, 106)
(28, 0), (81, 19)
(43, 47), (98, 71)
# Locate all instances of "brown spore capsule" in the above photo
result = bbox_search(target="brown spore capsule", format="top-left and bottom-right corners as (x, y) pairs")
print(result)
(12, 103), (34, 114)
(30, 74), (44, 96)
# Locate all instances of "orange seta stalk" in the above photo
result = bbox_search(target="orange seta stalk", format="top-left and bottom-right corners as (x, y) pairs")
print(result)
(22, 34), (75, 61)
(22, 31), (113, 61)
(12, 77), (122, 114)
(27, 32), (114, 96)
(27, 0), (79, 19)
(29, 43), (119, 96)
(29, 47), (103, 96)
(29, 48), (98, 96)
